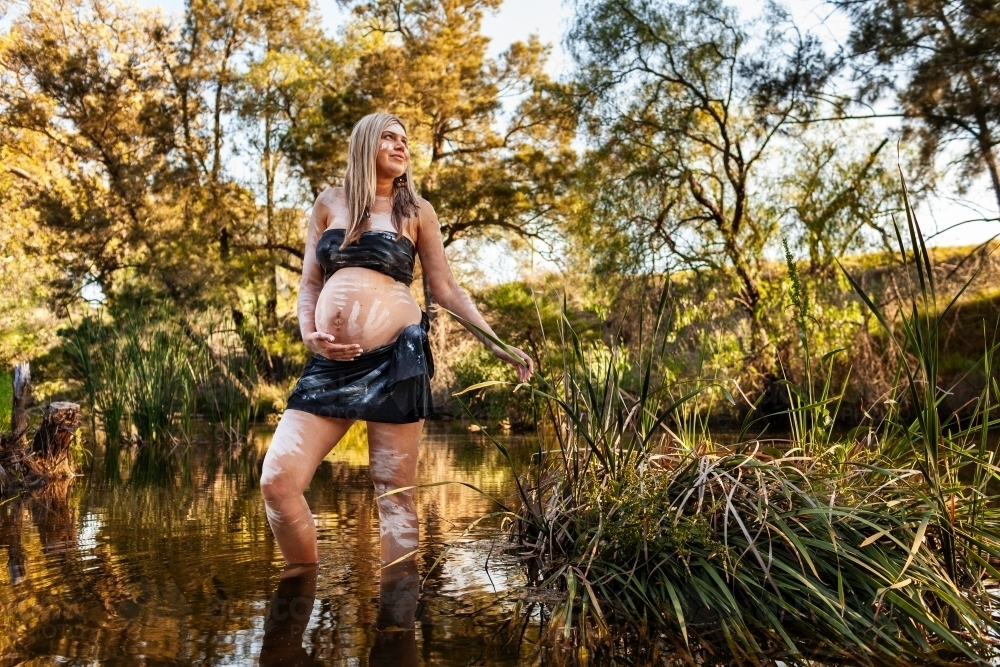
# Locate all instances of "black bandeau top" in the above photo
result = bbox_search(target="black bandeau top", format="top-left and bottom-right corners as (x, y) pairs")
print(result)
(316, 227), (416, 286)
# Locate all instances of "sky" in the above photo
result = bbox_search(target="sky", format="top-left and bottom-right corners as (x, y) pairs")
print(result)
(135, 0), (999, 279)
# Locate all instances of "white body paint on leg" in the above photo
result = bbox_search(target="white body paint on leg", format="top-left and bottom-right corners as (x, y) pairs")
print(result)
(260, 410), (355, 564)
(367, 420), (423, 565)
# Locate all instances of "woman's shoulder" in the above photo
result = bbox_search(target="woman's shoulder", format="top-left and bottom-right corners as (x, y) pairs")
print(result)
(411, 197), (442, 250)
(316, 186), (345, 207)
(313, 187), (347, 231)
(414, 196), (438, 223)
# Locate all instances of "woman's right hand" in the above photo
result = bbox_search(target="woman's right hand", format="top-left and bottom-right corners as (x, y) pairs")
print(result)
(304, 331), (363, 361)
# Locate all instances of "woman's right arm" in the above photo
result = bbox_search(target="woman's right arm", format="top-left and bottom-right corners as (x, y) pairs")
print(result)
(297, 190), (362, 360)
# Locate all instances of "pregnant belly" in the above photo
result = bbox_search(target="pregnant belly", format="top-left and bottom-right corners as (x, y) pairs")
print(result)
(313, 268), (422, 350)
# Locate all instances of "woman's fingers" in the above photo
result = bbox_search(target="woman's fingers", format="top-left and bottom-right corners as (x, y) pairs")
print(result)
(307, 332), (362, 360)
(327, 344), (362, 360)
(313, 338), (363, 360)
(499, 345), (533, 381)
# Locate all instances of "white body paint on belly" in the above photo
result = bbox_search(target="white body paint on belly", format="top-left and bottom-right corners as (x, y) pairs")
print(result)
(314, 267), (422, 349)
(346, 300), (362, 336)
(364, 298), (394, 338)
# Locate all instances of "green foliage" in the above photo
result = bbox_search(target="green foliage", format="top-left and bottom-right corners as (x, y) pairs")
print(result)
(60, 305), (285, 483)
(450, 280), (603, 428)
(196, 317), (260, 442)
(833, 0), (1000, 212)
(838, 173), (1000, 597)
(775, 239), (847, 452)
(452, 216), (1000, 662)
(452, 347), (530, 426)
(0, 370), (11, 432)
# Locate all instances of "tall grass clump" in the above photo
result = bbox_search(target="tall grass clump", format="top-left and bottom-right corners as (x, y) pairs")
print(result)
(64, 315), (132, 481)
(196, 317), (259, 443)
(778, 238), (849, 454)
(63, 306), (268, 483)
(453, 180), (1000, 664)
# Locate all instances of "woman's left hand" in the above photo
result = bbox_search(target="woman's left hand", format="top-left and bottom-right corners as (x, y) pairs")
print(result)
(493, 344), (534, 382)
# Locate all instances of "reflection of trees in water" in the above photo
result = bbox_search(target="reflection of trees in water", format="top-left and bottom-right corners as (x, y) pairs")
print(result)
(0, 429), (524, 662)
(0, 495), (26, 585)
(0, 471), (273, 662)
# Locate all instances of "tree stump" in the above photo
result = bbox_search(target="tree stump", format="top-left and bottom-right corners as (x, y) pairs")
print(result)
(31, 402), (80, 480)
(0, 363), (81, 493)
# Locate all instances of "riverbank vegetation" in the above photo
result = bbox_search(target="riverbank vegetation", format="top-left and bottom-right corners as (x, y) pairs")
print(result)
(464, 198), (1000, 664)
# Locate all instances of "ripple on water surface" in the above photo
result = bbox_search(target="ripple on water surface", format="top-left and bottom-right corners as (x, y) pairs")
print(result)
(0, 425), (538, 665)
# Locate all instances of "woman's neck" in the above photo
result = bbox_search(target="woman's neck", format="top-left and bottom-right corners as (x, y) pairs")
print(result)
(374, 177), (394, 198)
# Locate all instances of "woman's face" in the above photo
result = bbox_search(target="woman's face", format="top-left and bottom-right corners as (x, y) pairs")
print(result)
(374, 122), (409, 180)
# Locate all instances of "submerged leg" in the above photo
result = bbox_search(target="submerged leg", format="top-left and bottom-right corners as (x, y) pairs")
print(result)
(366, 420), (423, 565)
(370, 560), (419, 666)
(259, 563), (319, 666)
(260, 409), (355, 564)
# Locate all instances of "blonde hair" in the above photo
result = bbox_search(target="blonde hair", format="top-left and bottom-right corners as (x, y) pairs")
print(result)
(341, 112), (420, 249)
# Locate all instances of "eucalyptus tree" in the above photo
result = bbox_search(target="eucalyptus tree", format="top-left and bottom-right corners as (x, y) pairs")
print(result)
(831, 0), (1000, 214)
(0, 0), (336, 316)
(781, 129), (901, 274)
(0, 0), (208, 303)
(0, 133), (59, 364)
(566, 0), (835, 352)
(234, 0), (331, 327)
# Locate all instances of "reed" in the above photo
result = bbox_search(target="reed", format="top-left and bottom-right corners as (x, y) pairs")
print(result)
(62, 307), (270, 483)
(199, 317), (259, 444)
(447, 179), (1000, 664)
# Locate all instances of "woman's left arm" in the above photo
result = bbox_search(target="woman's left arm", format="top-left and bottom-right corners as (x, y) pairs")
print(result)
(415, 201), (534, 383)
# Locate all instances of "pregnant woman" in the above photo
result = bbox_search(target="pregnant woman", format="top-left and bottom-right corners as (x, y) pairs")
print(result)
(260, 112), (534, 568)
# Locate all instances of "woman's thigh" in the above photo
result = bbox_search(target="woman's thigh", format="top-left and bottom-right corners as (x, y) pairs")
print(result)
(366, 420), (423, 487)
(261, 409), (355, 493)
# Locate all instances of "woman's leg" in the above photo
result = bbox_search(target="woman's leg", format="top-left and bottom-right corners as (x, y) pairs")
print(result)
(370, 559), (419, 666)
(259, 563), (319, 666)
(260, 409), (355, 564)
(366, 420), (423, 565)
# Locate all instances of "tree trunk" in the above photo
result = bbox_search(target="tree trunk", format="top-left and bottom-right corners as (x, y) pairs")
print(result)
(936, 8), (1000, 215)
(975, 125), (1000, 215)
(10, 362), (30, 438)
(264, 110), (279, 331)
(1, 497), (25, 584)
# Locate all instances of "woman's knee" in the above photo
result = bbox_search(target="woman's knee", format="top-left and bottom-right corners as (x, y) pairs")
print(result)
(260, 410), (324, 500)
(368, 451), (415, 495)
(260, 438), (306, 502)
(260, 461), (299, 503)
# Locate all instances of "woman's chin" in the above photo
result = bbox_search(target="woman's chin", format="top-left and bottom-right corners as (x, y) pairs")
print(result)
(377, 163), (407, 179)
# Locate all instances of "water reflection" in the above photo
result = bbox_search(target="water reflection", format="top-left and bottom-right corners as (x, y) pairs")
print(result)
(259, 561), (421, 667)
(260, 564), (321, 667)
(0, 424), (537, 665)
(370, 561), (419, 667)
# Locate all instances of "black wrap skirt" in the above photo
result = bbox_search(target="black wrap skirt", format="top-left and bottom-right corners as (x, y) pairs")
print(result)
(286, 312), (435, 424)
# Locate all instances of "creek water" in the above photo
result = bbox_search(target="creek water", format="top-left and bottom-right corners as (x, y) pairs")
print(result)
(0, 424), (540, 665)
